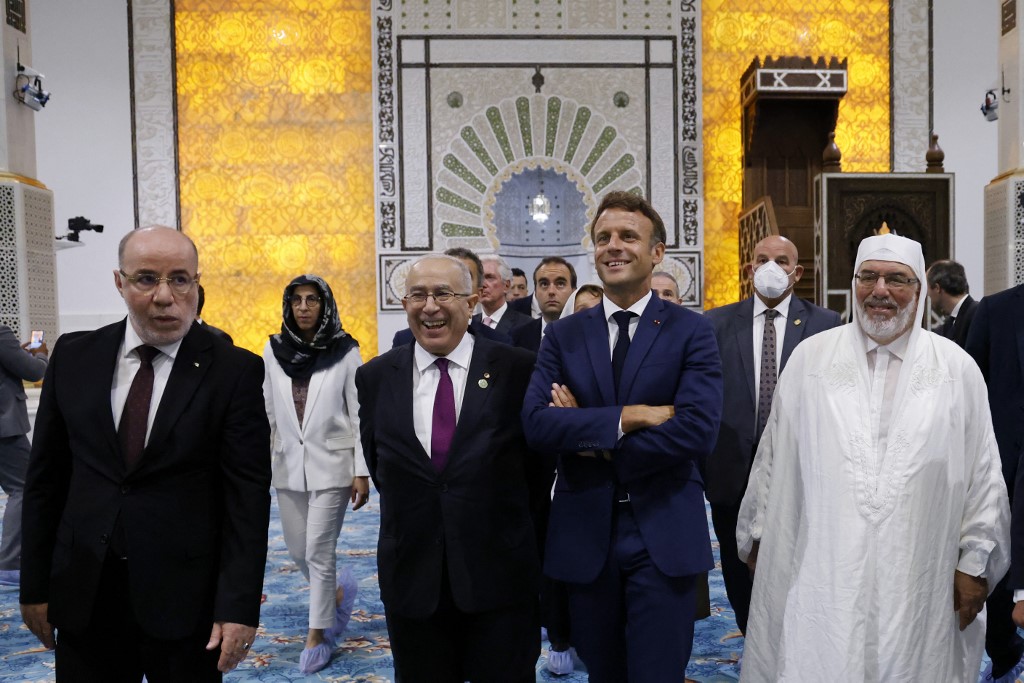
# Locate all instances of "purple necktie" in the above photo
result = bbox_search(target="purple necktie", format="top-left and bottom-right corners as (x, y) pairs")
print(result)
(430, 358), (455, 471)
(119, 345), (159, 469)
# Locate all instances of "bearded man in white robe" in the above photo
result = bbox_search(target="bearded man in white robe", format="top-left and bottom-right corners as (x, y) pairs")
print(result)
(736, 234), (1010, 682)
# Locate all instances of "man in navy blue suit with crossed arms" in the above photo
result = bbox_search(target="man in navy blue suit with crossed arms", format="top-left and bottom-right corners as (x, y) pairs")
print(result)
(523, 191), (723, 682)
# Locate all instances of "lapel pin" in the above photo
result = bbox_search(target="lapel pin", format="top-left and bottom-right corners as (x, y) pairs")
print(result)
(483, 372), (490, 378)
(653, 319), (661, 325)
(478, 379), (489, 389)
(193, 362), (200, 367)
(794, 319), (802, 326)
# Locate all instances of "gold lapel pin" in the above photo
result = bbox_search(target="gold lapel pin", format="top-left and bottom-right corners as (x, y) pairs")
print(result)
(794, 319), (802, 326)
(483, 372), (491, 378)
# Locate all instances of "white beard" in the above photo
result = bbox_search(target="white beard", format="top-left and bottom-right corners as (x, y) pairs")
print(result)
(856, 295), (916, 344)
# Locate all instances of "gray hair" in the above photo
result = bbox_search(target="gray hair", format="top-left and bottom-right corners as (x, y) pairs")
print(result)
(652, 271), (680, 291)
(406, 254), (474, 293)
(480, 254), (512, 283)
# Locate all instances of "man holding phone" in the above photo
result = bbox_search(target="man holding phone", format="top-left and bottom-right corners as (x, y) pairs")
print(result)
(0, 324), (48, 585)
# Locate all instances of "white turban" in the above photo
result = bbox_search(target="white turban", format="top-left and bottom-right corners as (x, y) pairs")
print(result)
(852, 232), (928, 337)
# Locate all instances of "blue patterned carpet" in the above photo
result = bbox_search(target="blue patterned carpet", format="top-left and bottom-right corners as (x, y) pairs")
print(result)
(0, 487), (744, 682)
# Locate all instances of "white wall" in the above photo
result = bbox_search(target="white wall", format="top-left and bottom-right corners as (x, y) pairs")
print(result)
(31, 0), (134, 332)
(933, 0), (1000, 295)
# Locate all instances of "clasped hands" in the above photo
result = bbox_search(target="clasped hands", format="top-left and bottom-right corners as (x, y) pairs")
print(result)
(549, 383), (675, 460)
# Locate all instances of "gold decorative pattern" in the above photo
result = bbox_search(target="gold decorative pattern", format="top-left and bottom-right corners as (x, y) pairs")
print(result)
(702, 0), (890, 308)
(175, 0), (376, 358)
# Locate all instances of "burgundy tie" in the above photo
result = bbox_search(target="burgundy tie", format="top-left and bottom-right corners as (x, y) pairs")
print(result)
(119, 345), (159, 469)
(430, 358), (456, 472)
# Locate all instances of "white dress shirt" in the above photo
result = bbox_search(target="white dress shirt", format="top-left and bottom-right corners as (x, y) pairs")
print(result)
(411, 333), (475, 457)
(481, 301), (510, 328)
(110, 323), (184, 446)
(601, 290), (652, 354)
(863, 329), (910, 467)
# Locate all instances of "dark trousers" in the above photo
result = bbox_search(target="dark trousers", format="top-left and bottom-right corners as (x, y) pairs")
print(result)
(55, 552), (221, 682)
(986, 572), (1024, 677)
(710, 501), (752, 635)
(542, 576), (572, 649)
(566, 503), (696, 683)
(385, 565), (538, 683)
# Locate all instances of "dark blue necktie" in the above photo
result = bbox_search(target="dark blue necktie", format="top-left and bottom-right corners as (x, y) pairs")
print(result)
(611, 311), (636, 399)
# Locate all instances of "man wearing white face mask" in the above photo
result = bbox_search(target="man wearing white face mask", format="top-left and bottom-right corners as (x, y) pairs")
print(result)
(704, 235), (841, 635)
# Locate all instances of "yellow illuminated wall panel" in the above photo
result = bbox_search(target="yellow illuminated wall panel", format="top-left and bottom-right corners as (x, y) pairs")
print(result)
(175, 0), (376, 357)
(702, 0), (890, 307)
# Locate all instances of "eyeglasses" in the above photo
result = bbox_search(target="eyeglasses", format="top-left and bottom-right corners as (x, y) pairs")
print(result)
(119, 270), (199, 295)
(854, 272), (920, 290)
(289, 295), (322, 308)
(402, 291), (471, 305)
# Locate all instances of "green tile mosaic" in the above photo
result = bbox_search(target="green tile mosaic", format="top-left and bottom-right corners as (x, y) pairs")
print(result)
(443, 153), (487, 193)
(435, 187), (481, 214)
(563, 107), (591, 164)
(580, 125), (616, 175)
(592, 153), (635, 193)
(486, 107), (515, 164)
(516, 97), (533, 156)
(460, 126), (499, 175)
(545, 97), (561, 157)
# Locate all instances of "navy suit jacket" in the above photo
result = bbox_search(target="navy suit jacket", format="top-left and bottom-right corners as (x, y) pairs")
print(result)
(703, 296), (842, 506)
(965, 285), (1024, 588)
(21, 321), (271, 638)
(356, 336), (542, 618)
(509, 317), (542, 353)
(392, 320), (511, 348)
(523, 295), (723, 583)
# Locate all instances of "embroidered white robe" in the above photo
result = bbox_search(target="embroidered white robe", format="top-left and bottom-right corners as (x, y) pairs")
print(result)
(736, 323), (1009, 682)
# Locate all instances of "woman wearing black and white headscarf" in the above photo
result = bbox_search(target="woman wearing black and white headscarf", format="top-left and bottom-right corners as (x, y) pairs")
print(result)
(263, 274), (368, 674)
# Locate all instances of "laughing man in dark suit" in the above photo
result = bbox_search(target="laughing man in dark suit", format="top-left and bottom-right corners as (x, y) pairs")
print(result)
(20, 227), (271, 680)
(357, 254), (541, 682)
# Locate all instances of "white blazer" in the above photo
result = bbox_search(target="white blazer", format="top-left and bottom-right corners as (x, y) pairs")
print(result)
(263, 342), (369, 492)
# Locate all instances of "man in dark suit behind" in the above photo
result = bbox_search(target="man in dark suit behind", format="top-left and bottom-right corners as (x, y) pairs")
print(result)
(966, 283), (1024, 683)
(0, 324), (48, 586)
(927, 259), (977, 348)
(523, 191), (723, 682)
(357, 255), (541, 682)
(472, 254), (532, 335)
(509, 256), (577, 353)
(20, 227), (271, 680)
(703, 235), (841, 635)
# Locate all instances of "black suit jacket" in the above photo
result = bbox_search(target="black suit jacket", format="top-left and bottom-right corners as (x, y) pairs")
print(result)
(509, 317), (542, 353)
(472, 307), (532, 336)
(966, 286), (1024, 587)
(199, 319), (234, 345)
(21, 321), (271, 639)
(703, 296), (842, 506)
(356, 336), (541, 618)
(392, 320), (511, 348)
(941, 295), (978, 348)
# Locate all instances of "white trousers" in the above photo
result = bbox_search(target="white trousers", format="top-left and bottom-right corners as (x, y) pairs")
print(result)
(276, 487), (351, 629)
